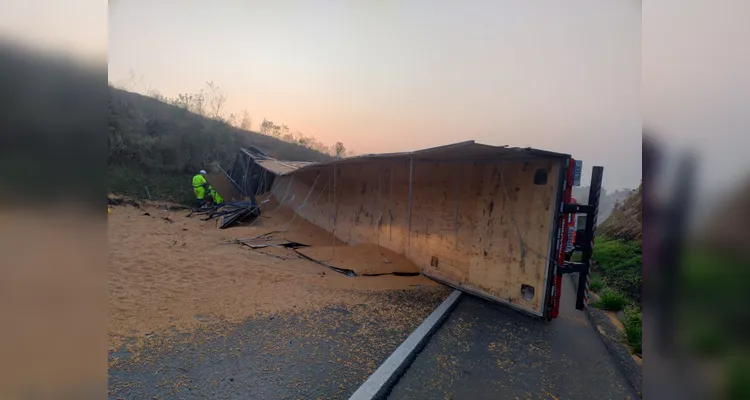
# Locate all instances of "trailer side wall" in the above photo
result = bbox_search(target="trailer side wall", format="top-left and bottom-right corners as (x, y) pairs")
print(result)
(272, 158), (561, 314)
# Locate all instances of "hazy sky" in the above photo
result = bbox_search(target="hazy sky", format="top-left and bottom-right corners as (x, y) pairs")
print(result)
(643, 0), (750, 195)
(107, 0), (641, 190)
(2, 0), (747, 219)
(1, 1), (106, 60)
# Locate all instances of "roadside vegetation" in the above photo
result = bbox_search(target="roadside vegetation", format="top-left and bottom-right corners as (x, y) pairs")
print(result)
(585, 184), (643, 356)
(588, 274), (605, 293)
(588, 235), (642, 355)
(592, 287), (629, 312)
(592, 175), (750, 398)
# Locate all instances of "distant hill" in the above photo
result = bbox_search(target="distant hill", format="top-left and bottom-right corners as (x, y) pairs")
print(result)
(108, 87), (333, 202)
(598, 183), (642, 241)
(572, 186), (632, 225)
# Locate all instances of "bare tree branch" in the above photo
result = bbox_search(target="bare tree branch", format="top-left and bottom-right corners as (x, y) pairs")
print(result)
(240, 109), (252, 130)
(205, 81), (227, 119)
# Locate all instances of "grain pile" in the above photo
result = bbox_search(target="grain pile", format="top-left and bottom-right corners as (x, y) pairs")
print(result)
(231, 193), (349, 247)
(297, 244), (420, 275)
(108, 199), (439, 355)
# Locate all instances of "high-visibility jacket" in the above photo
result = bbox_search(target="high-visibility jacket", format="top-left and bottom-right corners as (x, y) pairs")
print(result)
(192, 174), (207, 199)
(209, 185), (223, 205)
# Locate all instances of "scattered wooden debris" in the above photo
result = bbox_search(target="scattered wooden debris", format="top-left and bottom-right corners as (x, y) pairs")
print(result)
(215, 201), (261, 229)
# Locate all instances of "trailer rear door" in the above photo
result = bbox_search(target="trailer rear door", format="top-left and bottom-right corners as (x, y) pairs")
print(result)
(417, 157), (568, 318)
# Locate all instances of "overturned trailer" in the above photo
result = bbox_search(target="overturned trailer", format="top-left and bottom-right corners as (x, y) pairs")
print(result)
(226, 147), (314, 197)
(242, 141), (602, 320)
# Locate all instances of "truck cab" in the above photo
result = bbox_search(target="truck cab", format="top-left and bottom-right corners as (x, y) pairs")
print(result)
(564, 198), (588, 261)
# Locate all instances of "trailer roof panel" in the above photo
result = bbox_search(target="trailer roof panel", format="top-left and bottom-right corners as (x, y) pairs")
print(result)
(278, 141), (570, 176)
(256, 159), (314, 175)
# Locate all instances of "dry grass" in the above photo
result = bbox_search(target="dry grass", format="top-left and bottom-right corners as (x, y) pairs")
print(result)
(599, 183), (642, 242)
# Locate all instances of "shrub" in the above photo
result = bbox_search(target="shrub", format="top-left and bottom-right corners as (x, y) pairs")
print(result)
(589, 274), (605, 293)
(592, 288), (628, 311)
(593, 236), (642, 303)
(593, 236), (640, 269)
(623, 305), (642, 355)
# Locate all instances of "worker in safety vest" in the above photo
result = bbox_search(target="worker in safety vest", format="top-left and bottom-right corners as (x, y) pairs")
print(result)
(208, 185), (223, 206)
(192, 170), (209, 208)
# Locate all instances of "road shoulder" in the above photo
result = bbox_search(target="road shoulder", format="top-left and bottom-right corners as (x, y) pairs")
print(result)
(571, 273), (643, 397)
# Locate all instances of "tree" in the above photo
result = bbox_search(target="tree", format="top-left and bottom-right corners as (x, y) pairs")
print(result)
(239, 109), (252, 130)
(170, 91), (206, 116)
(292, 131), (307, 146)
(260, 118), (280, 137)
(205, 81), (227, 119)
(171, 93), (193, 110)
(193, 90), (206, 116)
(333, 141), (346, 157)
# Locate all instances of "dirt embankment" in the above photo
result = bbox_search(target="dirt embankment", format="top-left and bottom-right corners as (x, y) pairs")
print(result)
(599, 183), (642, 241)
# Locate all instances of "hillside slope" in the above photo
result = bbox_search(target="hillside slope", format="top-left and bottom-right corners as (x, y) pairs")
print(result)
(109, 87), (333, 169)
(108, 87), (333, 202)
(589, 183), (642, 356)
(572, 186), (631, 225)
(598, 183), (642, 241)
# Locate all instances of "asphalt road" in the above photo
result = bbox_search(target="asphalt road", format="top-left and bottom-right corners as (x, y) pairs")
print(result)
(108, 287), (449, 400)
(388, 277), (638, 400)
(109, 277), (637, 399)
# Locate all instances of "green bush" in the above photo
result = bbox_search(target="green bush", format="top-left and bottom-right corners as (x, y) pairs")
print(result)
(593, 236), (640, 268)
(592, 288), (628, 311)
(589, 274), (605, 293)
(593, 236), (642, 303)
(623, 305), (642, 355)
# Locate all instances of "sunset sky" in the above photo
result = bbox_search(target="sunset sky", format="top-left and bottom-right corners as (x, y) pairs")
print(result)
(4, 0), (749, 196)
(105, 0), (641, 190)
